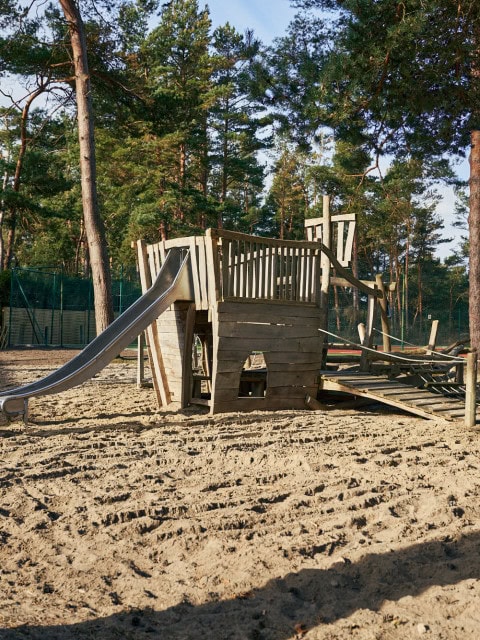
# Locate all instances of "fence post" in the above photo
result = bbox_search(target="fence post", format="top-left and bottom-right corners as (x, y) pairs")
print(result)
(60, 267), (64, 348)
(465, 350), (477, 428)
(8, 268), (14, 348)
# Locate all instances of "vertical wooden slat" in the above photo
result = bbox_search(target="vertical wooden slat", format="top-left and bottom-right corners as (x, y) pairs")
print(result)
(375, 273), (391, 353)
(291, 247), (298, 301)
(205, 229), (221, 306)
(286, 246), (293, 300)
(181, 303), (196, 408)
(271, 246), (278, 300)
(336, 221), (345, 263)
(147, 244), (156, 281)
(159, 240), (167, 263)
(241, 239), (248, 298)
(360, 292), (376, 371)
(136, 239), (170, 407)
(197, 236), (209, 308)
(246, 241), (253, 299)
(227, 240), (234, 298)
(298, 247), (304, 302)
(343, 219), (356, 267)
(221, 237), (229, 301)
(257, 242), (265, 298)
(189, 237), (201, 308)
(277, 245), (284, 300)
(264, 245), (269, 299)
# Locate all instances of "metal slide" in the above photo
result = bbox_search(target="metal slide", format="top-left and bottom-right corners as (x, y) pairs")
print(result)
(0, 248), (193, 420)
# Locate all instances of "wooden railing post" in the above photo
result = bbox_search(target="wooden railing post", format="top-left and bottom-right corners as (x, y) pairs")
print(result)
(465, 350), (477, 428)
(320, 196), (331, 366)
(375, 273), (391, 353)
(426, 319), (439, 354)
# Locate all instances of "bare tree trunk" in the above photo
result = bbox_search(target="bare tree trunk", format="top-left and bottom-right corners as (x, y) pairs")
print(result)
(469, 129), (480, 355)
(0, 163), (9, 270)
(3, 86), (46, 269)
(59, 0), (113, 334)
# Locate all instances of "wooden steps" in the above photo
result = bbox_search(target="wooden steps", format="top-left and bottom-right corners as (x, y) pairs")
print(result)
(320, 371), (470, 421)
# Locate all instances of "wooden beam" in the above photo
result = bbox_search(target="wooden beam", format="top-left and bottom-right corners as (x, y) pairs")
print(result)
(136, 239), (171, 407)
(465, 350), (477, 427)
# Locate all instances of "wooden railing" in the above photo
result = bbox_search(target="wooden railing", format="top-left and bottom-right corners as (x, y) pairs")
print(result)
(305, 212), (356, 267)
(210, 229), (322, 304)
(142, 228), (381, 309)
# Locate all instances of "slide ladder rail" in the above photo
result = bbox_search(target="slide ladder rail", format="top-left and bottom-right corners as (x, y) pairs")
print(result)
(0, 248), (193, 418)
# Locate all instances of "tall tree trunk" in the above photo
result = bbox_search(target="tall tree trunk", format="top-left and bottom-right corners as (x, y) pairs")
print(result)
(469, 129), (480, 355)
(0, 163), (9, 270)
(59, 0), (113, 334)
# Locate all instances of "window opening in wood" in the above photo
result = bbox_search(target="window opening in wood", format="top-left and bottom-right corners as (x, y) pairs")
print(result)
(238, 351), (267, 398)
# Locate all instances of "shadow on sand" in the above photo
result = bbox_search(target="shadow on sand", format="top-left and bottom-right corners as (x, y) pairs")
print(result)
(1, 529), (479, 639)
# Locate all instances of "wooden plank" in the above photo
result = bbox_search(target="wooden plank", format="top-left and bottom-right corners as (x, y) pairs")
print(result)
(217, 300), (319, 316)
(216, 336), (323, 353)
(217, 322), (321, 340)
(227, 240), (234, 298)
(188, 236), (201, 309)
(217, 313), (321, 327)
(197, 236), (209, 309)
(181, 303), (196, 408)
(465, 350), (477, 427)
(253, 244), (261, 298)
(241, 240), (247, 298)
(164, 236), (196, 249)
(330, 276), (396, 291)
(305, 213), (356, 227)
(342, 219), (356, 266)
(136, 239), (170, 407)
(336, 220), (345, 264)
(217, 228), (321, 250)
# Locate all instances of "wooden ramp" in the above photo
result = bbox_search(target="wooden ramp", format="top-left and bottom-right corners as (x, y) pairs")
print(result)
(320, 371), (468, 421)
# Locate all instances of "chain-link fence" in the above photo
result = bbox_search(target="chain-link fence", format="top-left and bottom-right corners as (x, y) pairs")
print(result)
(1, 267), (469, 351)
(327, 285), (469, 349)
(3, 266), (141, 348)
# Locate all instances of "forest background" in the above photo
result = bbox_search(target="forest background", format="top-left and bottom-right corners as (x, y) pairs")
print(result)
(0, 0), (473, 346)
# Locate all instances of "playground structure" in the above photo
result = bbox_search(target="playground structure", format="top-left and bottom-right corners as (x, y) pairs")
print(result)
(0, 198), (477, 425)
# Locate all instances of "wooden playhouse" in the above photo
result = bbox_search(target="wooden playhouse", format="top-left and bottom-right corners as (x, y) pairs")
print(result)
(135, 205), (381, 414)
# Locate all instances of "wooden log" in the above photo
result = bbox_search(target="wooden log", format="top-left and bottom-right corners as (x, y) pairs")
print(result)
(375, 273), (391, 353)
(465, 350), (477, 427)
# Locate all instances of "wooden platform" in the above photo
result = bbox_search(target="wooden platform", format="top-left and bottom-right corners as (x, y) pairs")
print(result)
(320, 370), (470, 421)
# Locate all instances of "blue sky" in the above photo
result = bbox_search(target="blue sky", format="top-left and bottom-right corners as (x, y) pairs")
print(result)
(204, 0), (296, 43)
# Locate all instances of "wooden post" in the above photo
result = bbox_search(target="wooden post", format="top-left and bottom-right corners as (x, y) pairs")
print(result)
(358, 323), (366, 344)
(320, 195), (331, 367)
(465, 350), (477, 428)
(136, 239), (171, 406)
(375, 274), (391, 353)
(137, 331), (145, 388)
(426, 319), (439, 354)
(360, 291), (376, 371)
(181, 303), (196, 408)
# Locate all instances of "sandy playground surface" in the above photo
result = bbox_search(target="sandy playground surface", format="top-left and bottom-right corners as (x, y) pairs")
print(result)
(0, 349), (480, 639)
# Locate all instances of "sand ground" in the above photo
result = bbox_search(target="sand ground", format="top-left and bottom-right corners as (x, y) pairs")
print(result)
(0, 349), (479, 639)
